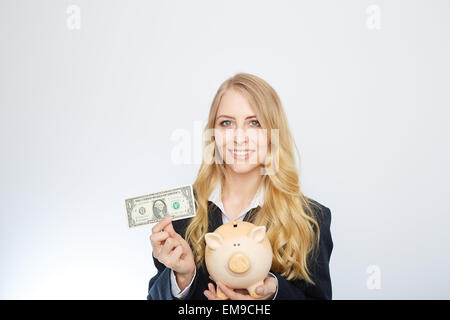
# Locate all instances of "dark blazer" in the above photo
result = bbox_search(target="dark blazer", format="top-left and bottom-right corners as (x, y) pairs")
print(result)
(147, 198), (333, 300)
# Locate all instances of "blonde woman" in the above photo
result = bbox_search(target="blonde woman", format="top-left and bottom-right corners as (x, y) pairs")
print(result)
(148, 73), (333, 300)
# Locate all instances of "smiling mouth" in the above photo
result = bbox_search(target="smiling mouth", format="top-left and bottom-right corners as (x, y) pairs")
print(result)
(227, 149), (256, 160)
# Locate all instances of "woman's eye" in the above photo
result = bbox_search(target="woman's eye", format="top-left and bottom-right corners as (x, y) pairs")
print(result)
(220, 120), (232, 127)
(249, 120), (261, 127)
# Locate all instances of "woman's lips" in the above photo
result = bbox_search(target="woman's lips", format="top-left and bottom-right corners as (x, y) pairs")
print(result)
(227, 149), (256, 160)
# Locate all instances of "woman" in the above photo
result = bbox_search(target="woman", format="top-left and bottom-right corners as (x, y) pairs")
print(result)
(147, 73), (333, 300)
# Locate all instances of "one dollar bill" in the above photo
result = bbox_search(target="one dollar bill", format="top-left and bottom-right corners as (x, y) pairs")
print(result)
(125, 185), (196, 228)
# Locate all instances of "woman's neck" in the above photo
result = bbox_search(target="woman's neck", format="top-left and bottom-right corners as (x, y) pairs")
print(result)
(221, 166), (264, 205)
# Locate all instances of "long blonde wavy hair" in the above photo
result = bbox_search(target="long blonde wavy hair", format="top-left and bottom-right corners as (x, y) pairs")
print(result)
(185, 72), (322, 283)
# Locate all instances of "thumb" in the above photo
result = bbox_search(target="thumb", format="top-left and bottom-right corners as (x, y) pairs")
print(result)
(255, 286), (264, 295)
(257, 277), (277, 296)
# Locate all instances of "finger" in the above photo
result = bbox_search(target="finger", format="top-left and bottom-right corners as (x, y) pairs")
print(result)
(161, 237), (179, 257)
(151, 216), (173, 234)
(173, 231), (186, 243)
(256, 277), (277, 297)
(149, 230), (170, 246)
(161, 220), (178, 238)
(203, 290), (220, 300)
(217, 281), (249, 300)
(208, 283), (216, 295)
(166, 245), (183, 267)
(264, 276), (278, 294)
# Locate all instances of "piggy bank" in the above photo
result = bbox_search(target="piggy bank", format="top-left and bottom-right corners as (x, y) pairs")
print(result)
(204, 220), (273, 299)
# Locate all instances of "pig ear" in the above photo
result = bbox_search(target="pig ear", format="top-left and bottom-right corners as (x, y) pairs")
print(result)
(205, 232), (224, 250)
(249, 226), (266, 243)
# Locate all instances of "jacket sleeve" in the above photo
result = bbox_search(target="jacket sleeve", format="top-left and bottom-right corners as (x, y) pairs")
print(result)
(147, 253), (201, 300)
(170, 266), (197, 298)
(273, 206), (333, 300)
(147, 267), (174, 300)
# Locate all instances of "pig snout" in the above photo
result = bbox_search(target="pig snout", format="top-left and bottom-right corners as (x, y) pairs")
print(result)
(228, 252), (250, 273)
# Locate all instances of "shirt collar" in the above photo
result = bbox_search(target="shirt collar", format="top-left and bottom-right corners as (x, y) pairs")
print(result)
(208, 180), (265, 220)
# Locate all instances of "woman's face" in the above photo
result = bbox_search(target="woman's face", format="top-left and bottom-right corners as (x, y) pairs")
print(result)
(213, 88), (268, 174)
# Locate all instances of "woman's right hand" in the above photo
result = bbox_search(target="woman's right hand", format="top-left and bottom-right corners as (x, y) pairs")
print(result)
(149, 216), (196, 287)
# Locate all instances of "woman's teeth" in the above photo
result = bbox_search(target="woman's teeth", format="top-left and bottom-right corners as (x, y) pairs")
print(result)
(228, 149), (255, 157)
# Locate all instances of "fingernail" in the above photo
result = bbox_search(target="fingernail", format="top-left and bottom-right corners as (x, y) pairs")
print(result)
(256, 287), (264, 295)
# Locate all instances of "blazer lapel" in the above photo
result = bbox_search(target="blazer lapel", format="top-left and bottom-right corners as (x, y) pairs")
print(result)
(243, 206), (260, 223)
(207, 201), (223, 232)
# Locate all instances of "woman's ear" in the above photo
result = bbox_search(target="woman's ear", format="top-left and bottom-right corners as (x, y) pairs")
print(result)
(249, 226), (266, 243)
(205, 232), (224, 250)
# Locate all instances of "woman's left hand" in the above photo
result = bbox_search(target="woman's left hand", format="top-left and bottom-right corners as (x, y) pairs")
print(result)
(204, 275), (278, 300)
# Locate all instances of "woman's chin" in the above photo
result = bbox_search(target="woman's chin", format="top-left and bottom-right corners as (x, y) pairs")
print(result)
(226, 162), (262, 175)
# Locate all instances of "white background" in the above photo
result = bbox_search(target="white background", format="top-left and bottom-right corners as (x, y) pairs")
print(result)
(1, 0), (449, 299)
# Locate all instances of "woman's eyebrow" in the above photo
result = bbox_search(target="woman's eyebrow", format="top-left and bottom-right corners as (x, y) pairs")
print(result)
(216, 115), (257, 120)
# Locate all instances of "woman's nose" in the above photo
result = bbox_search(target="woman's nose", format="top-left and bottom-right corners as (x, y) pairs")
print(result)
(233, 128), (249, 145)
